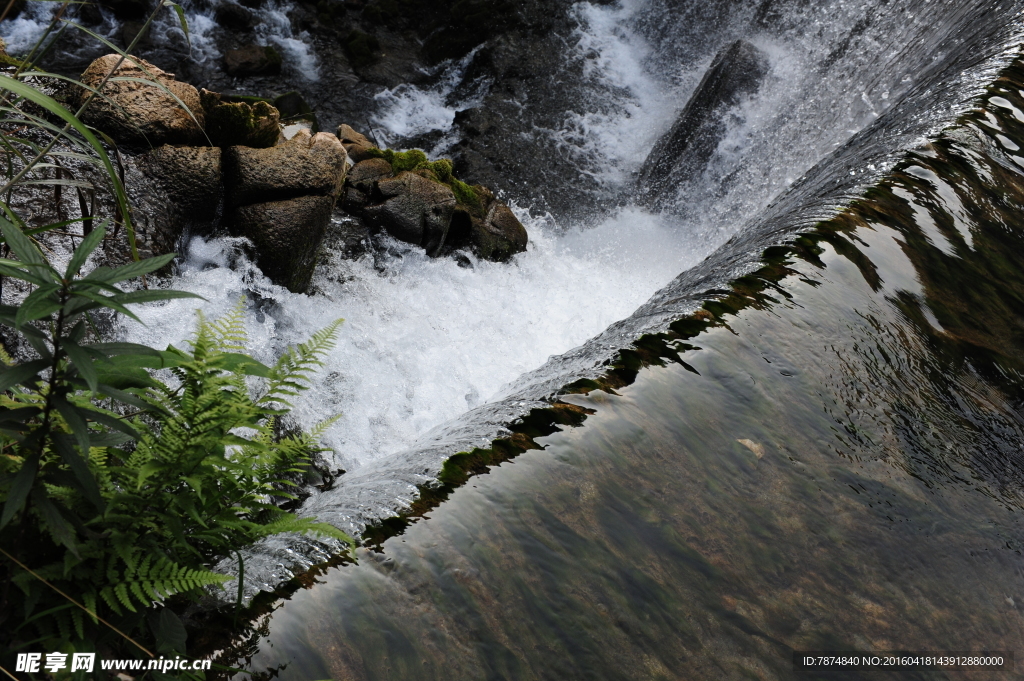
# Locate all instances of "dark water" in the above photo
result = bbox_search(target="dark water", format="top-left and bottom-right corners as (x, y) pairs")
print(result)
(216, 56), (1024, 681)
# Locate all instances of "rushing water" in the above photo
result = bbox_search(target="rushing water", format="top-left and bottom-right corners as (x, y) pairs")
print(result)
(211, 56), (1024, 679)
(7, 0), (1024, 667)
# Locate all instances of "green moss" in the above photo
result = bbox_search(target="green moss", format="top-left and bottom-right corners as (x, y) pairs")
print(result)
(366, 148), (485, 211)
(0, 52), (22, 69)
(206, 99), (281, 148)
(450, 177), (483, 213)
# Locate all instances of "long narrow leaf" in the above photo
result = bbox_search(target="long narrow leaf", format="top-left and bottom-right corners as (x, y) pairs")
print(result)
(51, 433), (104, 511)
(0, 74), (137, 259)
(0, 453), (40, 530)
(63, 339), (100, 393)
(0, 359), (49, 392)
(15, 284), (62, 327)
(65, 223), (105, 279)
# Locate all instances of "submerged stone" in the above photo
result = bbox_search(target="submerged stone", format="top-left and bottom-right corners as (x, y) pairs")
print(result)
(229, 195), (336, 293)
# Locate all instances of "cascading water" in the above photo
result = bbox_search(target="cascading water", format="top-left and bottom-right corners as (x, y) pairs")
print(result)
(97, 0), (1024, 597)
(5, 0), (1023, 610)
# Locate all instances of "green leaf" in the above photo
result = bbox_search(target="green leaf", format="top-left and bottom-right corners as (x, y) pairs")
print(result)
(70, 290), (142, 323)
(0, 74), (138, 260)
(0, 359), (49, 391)
(94, 253), (177, 285)
(50, 434), (104, 511)
(0, 214), (46, 268)
(14, 284), (62, 327)
(64, 339), (100, 393)
(82, 408), (140, 440)
(64, 223), (106, 279)
(0, 453), (40, 530)
(152, 607), (187, 655)
(164, 1), (190, 47)
(217, 353), (271, 377)
(89, 342), (166, 358)
(110, 289), (203, 306)
(52, 397), (92, 455)
(97, 383), (164, 415)
(30, 488), (79, 556)
(94, 358), (160, 390)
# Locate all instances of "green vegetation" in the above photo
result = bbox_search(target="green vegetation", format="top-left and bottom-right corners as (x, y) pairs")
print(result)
(203, 97), (281, 148)
(366, 147), (487, 213)
(0, 3), (352, 676)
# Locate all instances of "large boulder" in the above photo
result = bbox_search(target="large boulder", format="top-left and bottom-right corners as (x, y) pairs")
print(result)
(363, 171), (457, 255)
(78, 54), (205, 146)
(445, 185), (528, 262)
(224, 129), (348, 292)
(636, 40), (770, 207)
(224, 128), (347, 206)
(201, 90), (281, 148)
(134, 145), (222, 254)
(228, 196), (335, 292)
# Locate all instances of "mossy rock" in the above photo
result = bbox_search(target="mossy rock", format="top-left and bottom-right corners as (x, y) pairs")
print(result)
(202, 90), (281, 148)
(360, 146), (525, 260)
(344, 30), (381, 70)
(366, 147), (487, 214)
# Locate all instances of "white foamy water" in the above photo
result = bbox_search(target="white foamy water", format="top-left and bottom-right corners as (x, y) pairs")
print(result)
(541, 0), (690, 188)
(120, 208), (701, 473)
(371, 47), (489, 154)
(0, 2), (56, 55)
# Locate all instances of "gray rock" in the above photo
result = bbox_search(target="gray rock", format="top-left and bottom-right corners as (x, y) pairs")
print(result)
(215, 2), (259, 31)
(224, 129), (347, 207)
(635, 40), (770, 208)
(136, 145), (222, 252)
(337, 124), (375, 163)
(78, 54), (205, 146)
(346, 157), (393, 194)
(364, 171), (456, 255)
(229, 195), (335, 292)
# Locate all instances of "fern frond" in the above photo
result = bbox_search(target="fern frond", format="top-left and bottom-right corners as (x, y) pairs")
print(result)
(261, 319), (343, 405)
(204, 298), (248, 352)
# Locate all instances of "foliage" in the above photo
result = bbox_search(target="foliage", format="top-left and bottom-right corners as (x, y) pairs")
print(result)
(0, 2), (352, 675)
(0, 223), (350, 670)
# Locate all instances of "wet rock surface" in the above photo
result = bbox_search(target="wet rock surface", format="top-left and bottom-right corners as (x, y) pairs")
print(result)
(224, 128), (347, 206)
(335, 137), (528, 262)
(136, 144), (223, 251)
(202, 90), (282, 148)
(636, 39), (770, 207)
(364, 171), (457, 255)
(229, 195), (337, 292)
